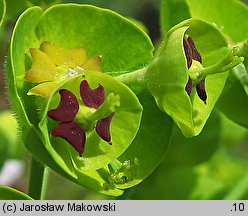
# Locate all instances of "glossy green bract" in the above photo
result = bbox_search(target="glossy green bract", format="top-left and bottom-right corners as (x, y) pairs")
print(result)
(145, 19), (229, 137)
(36, 4), (153, 72)
(0, 186), (32, 200)
(7, 4), (153, 196)
(187, 0), (248, 42)
(217, 68), (248, 128)
(161, 0), (248, 42)
(8, 4), (153, 125)
(39, 71), (142, 172)
(160, 0), (191, 35)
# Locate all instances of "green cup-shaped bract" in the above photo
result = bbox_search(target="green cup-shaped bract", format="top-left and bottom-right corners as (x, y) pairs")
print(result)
(7, 4), (153, 196)
(187, 0), (248, 42)
(39, 71), (143, 175)
(145, 19), (230, 137)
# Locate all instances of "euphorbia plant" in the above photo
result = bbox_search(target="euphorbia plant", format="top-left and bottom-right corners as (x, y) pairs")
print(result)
(5, 0), (247, 199)
(6, 4), (172, 198)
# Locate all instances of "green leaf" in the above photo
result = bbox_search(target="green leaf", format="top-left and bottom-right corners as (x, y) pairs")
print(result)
(160, 0), (191, 35)
(0, 0), (5, 27)
(165, 110), (221, 167)
(36, 4), (153, 72)
(145, 19), (230, 137)
(0, 186), (32, 200)
(216, 67), (248, 128)
(187, 0), (248, 42)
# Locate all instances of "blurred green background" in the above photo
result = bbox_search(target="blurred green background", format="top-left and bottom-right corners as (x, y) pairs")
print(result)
(0, 0), (248, 200)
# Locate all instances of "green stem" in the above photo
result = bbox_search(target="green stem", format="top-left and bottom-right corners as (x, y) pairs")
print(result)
(28, 157), (48, 200)
(224, 172), (248, 200)
(40, 167), (49, 200)
(114, 67), (148, 86)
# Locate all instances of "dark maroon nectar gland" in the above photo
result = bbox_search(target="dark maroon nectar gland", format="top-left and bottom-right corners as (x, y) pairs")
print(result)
(52, 121), (86, 157)
(183, 38), (193, 68)
(183, 38), (193, 96)
(80, 80), (114, 144)
(47, 89), (86, 157)
(185, 76), (193, 96)
(187, 36), (202, 63)
(196, 77), (207, 104)
(48, 89), (79, 122)
(80, 80), (105, 109)
(183, 35), (207, 104)
(96, 113), (114, 144)
(47, 80), (115, 157)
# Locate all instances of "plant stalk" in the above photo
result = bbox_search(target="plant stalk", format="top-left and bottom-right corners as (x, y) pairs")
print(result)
(28, 157), (49, 200)
(114, 67), (147, 86)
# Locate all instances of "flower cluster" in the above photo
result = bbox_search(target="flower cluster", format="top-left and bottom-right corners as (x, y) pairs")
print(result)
(183, 35), (207, 104)
(47, 80), (114, 157)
